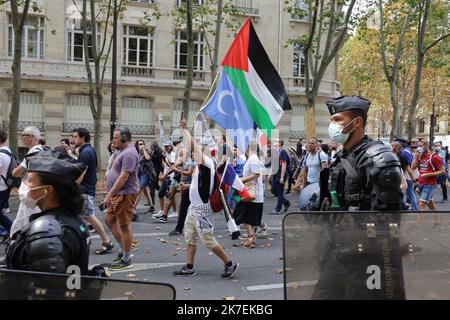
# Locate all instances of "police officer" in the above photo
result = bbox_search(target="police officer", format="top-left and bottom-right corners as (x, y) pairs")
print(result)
(6, 150), (90, 275)
(312, 95), (405, 299)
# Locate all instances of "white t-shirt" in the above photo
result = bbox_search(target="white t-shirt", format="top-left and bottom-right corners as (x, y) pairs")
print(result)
(163, 151), (176, 179)
(10, 144), (44, 237)
(189, 156), (215, 206)
(304, 151), (329, 184)
(0, 146), (12, 192)
(243, 154), (264, 203)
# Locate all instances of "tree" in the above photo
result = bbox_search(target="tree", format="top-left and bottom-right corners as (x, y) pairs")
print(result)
(286, 0), (363, 138)
(406, 0), (450, 139)
(377, 0), (412, 140)
(6, 0), (40, 155)
(72, 0), (125, 170)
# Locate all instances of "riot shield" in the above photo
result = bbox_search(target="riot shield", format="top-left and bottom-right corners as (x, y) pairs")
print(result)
(0, 269), (176, 300)
(283, 211), (450, 300)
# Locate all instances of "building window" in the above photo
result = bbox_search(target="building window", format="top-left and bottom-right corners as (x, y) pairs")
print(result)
(419, 119), (425, 133)
(174, 31), (204, 71)
(67, 18), (101, 62)
(172, 100), (199, 129)
(291, 0), (309, 21)
(290, 105), (306, 139)
(64, 95), (94, 132)
(8, 14), (45, 59)
(293, 44), (306, 78)
(121, 97), (155, 135)
(123, 25), (153, 67)
(234, 0), (259, 15)
(6, 92), (44, 131)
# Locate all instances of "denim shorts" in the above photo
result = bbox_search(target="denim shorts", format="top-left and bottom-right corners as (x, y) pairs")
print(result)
(418, 184), (438, 203)
(82, 194), (96, 217)
(139, 173), (150, 189)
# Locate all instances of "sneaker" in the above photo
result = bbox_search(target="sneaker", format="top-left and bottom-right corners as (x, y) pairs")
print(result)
(270, 210), (281, 215)
(173, 266), (196, 276)
(284, 202), (291, 213)
(113, 252), (123, 263)
(168, 211), (178, 218)
(145, 206), (156, 214)
(109, 259), (133, 271)
(256, 223), (269, 239)
(132, 214), (140, 222)
(222, 261), (239, 279)
(168, 229), (182, 236)
(152, 210), (164, 218)
(153, 215), (167, 223)
(285, 192), (291, 195)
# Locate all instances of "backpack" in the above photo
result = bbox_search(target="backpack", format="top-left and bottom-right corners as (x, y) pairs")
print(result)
(0, 149), (21, 189)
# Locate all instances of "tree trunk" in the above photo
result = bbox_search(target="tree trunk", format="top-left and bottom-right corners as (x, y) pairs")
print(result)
(210, 0), (223, 82)
(388, 80), (399, 141)
(9, 0), (31, 156)
(182, 0), (194, 123)
(305, 94), (316, 139)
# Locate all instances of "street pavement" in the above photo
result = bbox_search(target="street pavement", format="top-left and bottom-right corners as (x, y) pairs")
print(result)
(2, 187), (450, 300)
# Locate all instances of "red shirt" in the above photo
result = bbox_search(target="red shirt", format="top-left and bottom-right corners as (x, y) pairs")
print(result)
(418, 152), (443, 185)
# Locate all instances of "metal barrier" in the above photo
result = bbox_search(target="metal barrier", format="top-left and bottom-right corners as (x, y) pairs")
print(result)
(283, 211), (450, 300)
(0, 269), (176, 300)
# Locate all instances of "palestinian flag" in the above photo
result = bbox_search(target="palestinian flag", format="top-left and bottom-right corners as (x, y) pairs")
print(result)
(219, 17), (291, 137)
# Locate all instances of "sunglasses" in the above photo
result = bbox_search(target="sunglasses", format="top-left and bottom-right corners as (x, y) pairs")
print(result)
(139, 143), (145, 146)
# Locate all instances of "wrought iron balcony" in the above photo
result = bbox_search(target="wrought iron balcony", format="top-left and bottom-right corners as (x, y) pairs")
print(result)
(2, 121), (44, 132)
(63, 123), (95, 133)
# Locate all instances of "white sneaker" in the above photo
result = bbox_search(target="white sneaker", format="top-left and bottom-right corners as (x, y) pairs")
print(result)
(152, 210), (164, 218)
(168, 211), (178, 218)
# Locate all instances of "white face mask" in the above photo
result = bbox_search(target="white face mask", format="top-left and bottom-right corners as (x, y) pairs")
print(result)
(328, 118), (357, 145)
(19, 184), (49, 209)
(416, 147), (424, 154)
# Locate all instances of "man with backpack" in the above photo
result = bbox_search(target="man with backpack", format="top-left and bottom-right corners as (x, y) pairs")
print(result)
(0, 129), (14, 238)
(10, 126), (44, 237)
(411, 139), (445, 228)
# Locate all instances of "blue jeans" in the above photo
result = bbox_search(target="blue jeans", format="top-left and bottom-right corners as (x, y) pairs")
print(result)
(272, 175), (290, 212)
(418, 184), (438, 203)
(405, 180), (418, 211)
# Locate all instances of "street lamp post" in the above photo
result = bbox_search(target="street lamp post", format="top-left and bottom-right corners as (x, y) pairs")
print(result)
(110, 0), (118, 141)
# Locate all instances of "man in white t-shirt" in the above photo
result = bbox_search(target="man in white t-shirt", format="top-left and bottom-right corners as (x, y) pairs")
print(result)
(10, 126), (44, 237)
(0, 129), (13, 237)
(294, 137), (329, 190)
(173, 119), (239, 279)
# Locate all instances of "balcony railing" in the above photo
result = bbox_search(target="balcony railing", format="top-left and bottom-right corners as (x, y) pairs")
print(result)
(120, 125), (155, 135)
(2, 121), (44, 132)
(234, 0), (259, 15)
(121, 66), (155, 78)
(173, 70), (205, 81)
(63, 123), (95, 133)
(290, 130), (305, 140)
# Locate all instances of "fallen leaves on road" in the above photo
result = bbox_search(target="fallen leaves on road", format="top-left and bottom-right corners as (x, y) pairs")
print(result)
(232, 244), (241, 247)
(184, 287), (191, 291)
(132, 240), (139, 247)
(223, 296), (237, 300)
(127, 273), (137, 280)
(155, 227), (162, 230)
(231, 279), (240, 283)
(159, 238), (169, 244)
(124, 291), (136, 299)
(266, 243), (273, 248)
(267, 238), (274, 241)
(276, 269), (283, 274)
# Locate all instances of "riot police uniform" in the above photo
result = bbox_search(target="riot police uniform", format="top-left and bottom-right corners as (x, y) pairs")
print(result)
(6, 151), (90, 275)
(312, 96), (405, 300)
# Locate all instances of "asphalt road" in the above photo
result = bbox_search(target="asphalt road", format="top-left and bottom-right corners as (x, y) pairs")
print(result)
(3, 187), (450, 300)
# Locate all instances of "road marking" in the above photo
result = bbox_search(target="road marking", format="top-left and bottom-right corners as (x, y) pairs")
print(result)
(246, 280), (318, 291)
(92, 262), (185, 274)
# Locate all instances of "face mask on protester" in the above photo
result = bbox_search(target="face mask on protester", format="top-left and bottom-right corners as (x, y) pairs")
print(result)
(328, 118), (357, 145)
(19, 184), (49, 209)
(435, 146), (441, 151)
(416, 147), (425, 154)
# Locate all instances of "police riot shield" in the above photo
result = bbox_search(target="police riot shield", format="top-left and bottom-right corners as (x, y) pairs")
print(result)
(283, 211), (450, 300)
(0, 269), (176, 300)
